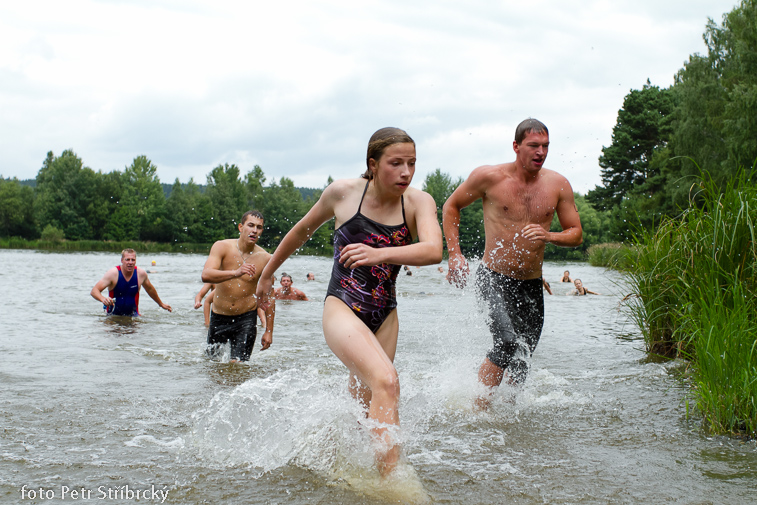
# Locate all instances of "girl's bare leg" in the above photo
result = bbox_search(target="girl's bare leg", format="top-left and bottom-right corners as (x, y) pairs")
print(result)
(323, 297), (400, 475)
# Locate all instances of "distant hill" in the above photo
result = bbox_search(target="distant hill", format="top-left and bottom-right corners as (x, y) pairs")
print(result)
(14, 178), (318, 201)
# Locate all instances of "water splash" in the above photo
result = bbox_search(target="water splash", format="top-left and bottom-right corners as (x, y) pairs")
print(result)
(189, 367), (431, 501)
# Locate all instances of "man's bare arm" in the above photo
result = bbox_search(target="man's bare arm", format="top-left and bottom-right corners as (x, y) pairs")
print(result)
(548, 183), (583, 247)
(90, 270), (117, 306)
(521, 179), (583, 247)
(142, 275), (172, 312)
(194, 283), (213, 309)
(442, 168), (488, 287)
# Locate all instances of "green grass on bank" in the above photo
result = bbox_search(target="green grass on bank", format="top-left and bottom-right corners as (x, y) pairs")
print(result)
(620, 170), (757, 437)
(587, 242), (636, 270)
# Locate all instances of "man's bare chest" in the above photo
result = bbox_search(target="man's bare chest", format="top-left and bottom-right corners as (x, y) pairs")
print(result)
(486, 188), (556, 223)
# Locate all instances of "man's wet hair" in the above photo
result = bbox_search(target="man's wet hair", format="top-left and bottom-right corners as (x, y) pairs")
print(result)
(280, 272), (292, 281)
(240, 210), (264, 225)
(514, 118), (548, 144)
(121, 248), (136, 259)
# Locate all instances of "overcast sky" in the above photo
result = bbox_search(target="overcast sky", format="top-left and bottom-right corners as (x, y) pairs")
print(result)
(0, 0), (739, 194)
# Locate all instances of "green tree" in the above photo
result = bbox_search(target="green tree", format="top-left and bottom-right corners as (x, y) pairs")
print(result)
(422, 169), (484, 256)
(664, 0), (757, 205)
(259, 176), (308, 249)
(457, 199), (486, 257)
(165, 178), (215, 244)
(245, 164), (266, 210)
(121, 155), (168, 241)
(34, 150), (99, 240)
(92, 170), (126, 241)
(422, 168), (456, 222)
(206, 163), (248, 240)
(586, 82), (676, 212)
(0, 177), (36, 238)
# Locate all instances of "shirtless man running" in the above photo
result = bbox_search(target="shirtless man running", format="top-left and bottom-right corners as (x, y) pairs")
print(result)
(442, 118), (583, 408)
(273, 273), (309, 301)
(201, 210), (274, 361)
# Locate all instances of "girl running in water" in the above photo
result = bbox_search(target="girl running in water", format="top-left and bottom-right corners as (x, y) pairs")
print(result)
(256, 127), (442, 475)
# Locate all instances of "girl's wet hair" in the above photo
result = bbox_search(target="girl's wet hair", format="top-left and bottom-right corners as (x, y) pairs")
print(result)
(363, 127), (415, 180)
(514, 118), (548, 144)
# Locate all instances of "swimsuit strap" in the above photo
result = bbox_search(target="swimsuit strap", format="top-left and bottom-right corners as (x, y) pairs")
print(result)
(356, 179), (371, 214)
(357, 179), (407, 226)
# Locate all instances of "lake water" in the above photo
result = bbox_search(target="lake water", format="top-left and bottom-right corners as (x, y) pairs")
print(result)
(1, 249), (755, 504)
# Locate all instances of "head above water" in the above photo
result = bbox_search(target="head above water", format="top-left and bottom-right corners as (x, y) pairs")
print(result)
(363, 127), (415, 180)
(514, 118), (549, 145)
(120, 249), (137, 273)
(240, 210), (265, 225)
(280, 273), (293, 288)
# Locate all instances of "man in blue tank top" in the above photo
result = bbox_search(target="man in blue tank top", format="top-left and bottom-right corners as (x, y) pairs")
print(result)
(90, 249), (172, 316)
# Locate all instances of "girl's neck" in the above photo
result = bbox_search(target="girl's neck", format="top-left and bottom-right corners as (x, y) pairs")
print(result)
(366, 178), (399, 207)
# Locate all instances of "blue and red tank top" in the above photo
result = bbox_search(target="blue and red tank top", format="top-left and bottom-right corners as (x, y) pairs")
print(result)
(106, 266), (140, 316)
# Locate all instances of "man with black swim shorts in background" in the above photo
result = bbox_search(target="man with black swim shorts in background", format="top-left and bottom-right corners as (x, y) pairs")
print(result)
(201, 210), (274, 362)
(90, 248), (172, 316)
(442, 118), (583, 409)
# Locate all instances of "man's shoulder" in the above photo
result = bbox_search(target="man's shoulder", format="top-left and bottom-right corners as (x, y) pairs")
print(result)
(103, 265), (120, 278)
(470, 163), (512, 183)
(541, 167), (569, 181)
(539, 168), (573, 192)
(252, 245), (271, 260)
(212, 238), (237, 248)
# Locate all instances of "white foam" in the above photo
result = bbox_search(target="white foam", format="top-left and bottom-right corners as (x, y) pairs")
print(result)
(124, 435), (185, 449)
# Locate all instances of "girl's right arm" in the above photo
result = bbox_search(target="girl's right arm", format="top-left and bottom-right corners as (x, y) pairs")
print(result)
(256, 183), (340, 307)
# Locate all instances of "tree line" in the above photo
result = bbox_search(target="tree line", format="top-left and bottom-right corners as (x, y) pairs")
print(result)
(0, 151), (333, 253)
(586, 0), (757, 238)
(1, 150), (614, 259)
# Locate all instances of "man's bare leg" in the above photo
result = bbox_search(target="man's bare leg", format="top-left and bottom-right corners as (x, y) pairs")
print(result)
(475, 358), (505, 410)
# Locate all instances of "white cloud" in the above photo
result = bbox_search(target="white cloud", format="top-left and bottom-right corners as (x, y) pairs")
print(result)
(0, 0), (739, 194)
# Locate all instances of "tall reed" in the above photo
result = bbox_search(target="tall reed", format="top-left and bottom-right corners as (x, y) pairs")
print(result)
(689, 282), (757, 435)
(626, 169), (757, 435)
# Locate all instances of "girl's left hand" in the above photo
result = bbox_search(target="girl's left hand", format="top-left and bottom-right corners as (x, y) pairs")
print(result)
(339, 243), (382, 269)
